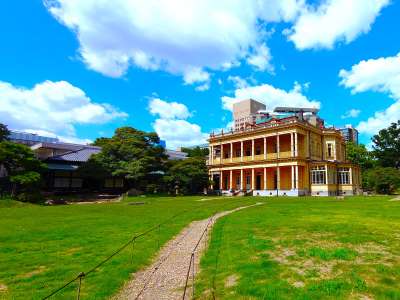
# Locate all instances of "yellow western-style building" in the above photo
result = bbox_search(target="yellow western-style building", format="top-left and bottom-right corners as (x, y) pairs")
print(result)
(208, 99), (361, 196)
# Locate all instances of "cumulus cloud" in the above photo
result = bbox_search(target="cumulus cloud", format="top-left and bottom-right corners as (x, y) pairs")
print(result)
(0, 80), (127, 138)
(44, 0), (309, 85)
(287, 0), (389, 50)
(221, 82), (320, 111)
(153, 119), (208, 149)
(339, 52), (400, 135)
(227, 75), (249, 89)
(341, 109), (361, 119)
(246, 43), (274, 73)
(149, 98), (207, 148)
(149, 98), (191, 119)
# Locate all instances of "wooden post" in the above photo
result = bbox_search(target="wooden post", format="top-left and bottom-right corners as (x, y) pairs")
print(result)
(240, 141), (243, 162)
(241, 169), (244, 190)
(264, 167), (267, 190)
(264, 137), (267, 160)
(252, 139), (255, 160)
(251, 168), (255, 190)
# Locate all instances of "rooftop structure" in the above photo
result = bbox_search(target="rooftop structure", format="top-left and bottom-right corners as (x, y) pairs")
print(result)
(233, 99), (267, 131)
(9, 130), (59, 146)
(208, 100), (361, 197)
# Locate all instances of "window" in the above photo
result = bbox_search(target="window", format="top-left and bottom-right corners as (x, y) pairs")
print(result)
(311, 166), (326, 184)
(338, 167), (350, 184)
(327, 143), (332, 157)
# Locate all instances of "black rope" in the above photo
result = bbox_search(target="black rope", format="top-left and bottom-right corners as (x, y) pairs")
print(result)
(42, 198), (259, 300)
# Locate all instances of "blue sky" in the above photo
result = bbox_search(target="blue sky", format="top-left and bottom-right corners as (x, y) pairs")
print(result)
(1, 0), (400, 148)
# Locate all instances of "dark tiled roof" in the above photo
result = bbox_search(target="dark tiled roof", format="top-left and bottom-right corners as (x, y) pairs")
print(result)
(47, 146), (101, 163)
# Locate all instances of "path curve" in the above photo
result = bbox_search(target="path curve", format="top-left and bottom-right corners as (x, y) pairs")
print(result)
(115, 202), (263, 300)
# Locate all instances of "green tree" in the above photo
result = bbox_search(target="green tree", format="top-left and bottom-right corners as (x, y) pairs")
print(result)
(85, 127), (167, 190)
(164, 157), (209, 194)
(363, 167), (400, 194)
(0, 141), (46, 201)
(181, 146), (209, 158)
(346, 142), (374, 170)
(0, 123), (10, 142)
(372, 120), (400, 169)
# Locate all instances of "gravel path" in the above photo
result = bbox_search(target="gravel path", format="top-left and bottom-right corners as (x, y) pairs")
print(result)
(115, 202), (263, 300)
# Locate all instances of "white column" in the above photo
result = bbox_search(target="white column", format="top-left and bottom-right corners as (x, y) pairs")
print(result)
(240, 169), (244, 190)
(240, 141), (243, 162)
(295, 165), (299, 189)
(277, 167), (281, 190)
(230, 170), (233, 190)
(290, 133), (294, 157)
(349, 167), (353, 185)
(264, 167), (267, 190)
(264, 137), (267, 160)
(291, 165), (295, 190)
(251, 168), (255, 190)
(325, 164), (329, 185)
(230, 143), (233, 162)
(277, 134), (280, 158)
(294, 132), (298, 157)
(252, 139), (255, 160)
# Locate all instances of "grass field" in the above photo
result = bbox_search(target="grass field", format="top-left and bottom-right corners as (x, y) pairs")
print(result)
(195, 196), (400, 299)
(0, 195), (259, 299)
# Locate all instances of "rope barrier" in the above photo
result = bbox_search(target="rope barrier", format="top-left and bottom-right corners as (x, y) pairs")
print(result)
(41, 197), (258, 300)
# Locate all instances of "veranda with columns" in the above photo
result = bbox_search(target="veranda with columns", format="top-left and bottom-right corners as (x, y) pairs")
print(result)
(208, 129), (309, 196)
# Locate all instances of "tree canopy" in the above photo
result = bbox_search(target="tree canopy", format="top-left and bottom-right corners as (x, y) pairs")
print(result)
(345, 142), (374, 170)
(372, 121), (400, 169)
(0, 123), (10, 142)
(84, 127), (167, 189)
(181, 146), (209, 158)
(0, 141), (46, 201)
(164, 157), (209, 194)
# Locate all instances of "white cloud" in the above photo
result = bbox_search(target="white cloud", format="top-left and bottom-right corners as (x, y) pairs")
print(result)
(221, 82), (320, 111)
(339, 52), (400, 135)
(246, 43), (274, 73)
(44, 0), (308, 84)
(148, 98), (207, 148)
(149, 98), (191, 119)
(227, 76), (249, 89)
(357, 101), (400, 134)
(0, 80), (127, 137)
(287, 0), (389, 50)
(339, 52), (400, 98)
(341, 108), (361, 119)
(153, 119), (208, 149)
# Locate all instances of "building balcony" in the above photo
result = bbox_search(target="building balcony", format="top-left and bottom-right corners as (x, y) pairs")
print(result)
(208, 151), (306, 165)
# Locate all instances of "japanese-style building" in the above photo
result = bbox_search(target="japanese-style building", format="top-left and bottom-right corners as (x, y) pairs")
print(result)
(208, 99), (361, 196)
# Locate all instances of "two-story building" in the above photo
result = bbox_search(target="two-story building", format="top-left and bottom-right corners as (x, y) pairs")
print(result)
(208, 100), (361, 196)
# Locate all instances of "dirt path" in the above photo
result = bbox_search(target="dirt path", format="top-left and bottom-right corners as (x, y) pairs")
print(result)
(115, 202), (263, 300)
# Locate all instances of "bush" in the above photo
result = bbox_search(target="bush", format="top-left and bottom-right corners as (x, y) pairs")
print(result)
(363, 167), (400, 194)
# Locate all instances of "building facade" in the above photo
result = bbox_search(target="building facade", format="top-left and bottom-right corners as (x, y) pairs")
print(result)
(208, 102), (361, 197)
(339, 126), (359, 144)
(233, 99), (267, 131)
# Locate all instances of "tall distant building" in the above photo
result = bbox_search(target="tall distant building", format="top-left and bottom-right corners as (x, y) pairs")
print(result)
(339, 126), (359, 144)
(233, 99), (267, 131)
(9, 130), (59, 146)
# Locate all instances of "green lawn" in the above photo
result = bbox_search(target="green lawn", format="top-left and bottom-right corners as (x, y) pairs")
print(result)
(0, 195), (259, 299)
(195, 196), (400, 299)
